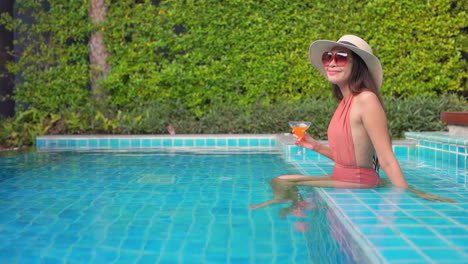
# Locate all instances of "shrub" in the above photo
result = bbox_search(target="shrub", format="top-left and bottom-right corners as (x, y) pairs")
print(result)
(0, 0), (466, 148)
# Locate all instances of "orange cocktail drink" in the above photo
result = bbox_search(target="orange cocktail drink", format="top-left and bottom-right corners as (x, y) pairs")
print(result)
(289, 121), (311, 141)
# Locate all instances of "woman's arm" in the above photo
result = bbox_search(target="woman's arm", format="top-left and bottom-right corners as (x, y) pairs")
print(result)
(359, 92), (455, 203)
(296, 131), (334, 160)
(359, 92), (408, 187)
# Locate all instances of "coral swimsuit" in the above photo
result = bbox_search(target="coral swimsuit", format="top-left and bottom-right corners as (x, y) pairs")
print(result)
(328, 94), (380, 187)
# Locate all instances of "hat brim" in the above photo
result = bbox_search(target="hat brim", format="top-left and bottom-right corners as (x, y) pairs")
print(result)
(309, 40), (383, 89)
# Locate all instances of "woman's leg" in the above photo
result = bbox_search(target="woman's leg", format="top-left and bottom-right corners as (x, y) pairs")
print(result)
(249, 174), (383, 210)
(249, 175), (335, 209)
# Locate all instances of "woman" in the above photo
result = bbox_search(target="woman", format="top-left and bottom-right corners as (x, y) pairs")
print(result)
(250, 35), (455, 210)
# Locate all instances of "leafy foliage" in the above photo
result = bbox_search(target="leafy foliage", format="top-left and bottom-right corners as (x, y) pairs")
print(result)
(1, 95), (466, 148)
(0, 0), (466, 148)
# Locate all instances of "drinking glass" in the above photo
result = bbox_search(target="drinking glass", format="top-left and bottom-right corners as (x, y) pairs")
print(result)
(289, 121), (311, 154)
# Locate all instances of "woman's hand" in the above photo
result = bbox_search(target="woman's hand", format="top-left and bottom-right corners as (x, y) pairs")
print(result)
(295, 131), (320, 151)
(407, 187), (456, 203)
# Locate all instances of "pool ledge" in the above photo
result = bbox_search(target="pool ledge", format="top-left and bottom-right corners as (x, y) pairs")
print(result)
(36, 134), (279, 150)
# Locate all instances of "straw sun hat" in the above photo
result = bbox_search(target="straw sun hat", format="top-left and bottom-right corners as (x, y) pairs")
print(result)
(308, 35), (383, 89)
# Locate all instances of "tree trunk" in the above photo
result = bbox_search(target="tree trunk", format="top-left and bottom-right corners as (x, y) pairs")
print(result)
(89, 0), (110, 105)
(0, 0), (15, 117)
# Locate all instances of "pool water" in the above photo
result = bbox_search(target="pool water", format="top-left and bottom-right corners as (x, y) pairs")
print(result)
(0, 149), (369, 264)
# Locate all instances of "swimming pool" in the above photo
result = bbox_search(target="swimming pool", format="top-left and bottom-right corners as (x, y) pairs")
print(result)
(1, 133), (467, 263)
(0, 144), (374, 263)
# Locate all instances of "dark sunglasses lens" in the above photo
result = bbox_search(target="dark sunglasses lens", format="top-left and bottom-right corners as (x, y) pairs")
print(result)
(321, 52), (333, 66)
(335, 52), (348, 66)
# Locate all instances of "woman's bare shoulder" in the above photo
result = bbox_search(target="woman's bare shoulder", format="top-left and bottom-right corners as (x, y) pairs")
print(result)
(354, 91), (384, 117)
(355, 91), (382, 108)
(355, 91), (379, 102)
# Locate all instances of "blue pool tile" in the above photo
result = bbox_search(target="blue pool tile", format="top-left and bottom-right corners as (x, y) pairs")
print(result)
(289, 146), (300, 154)
(206, 138), (215, 146)
(0, 248), (18, 262)
(216, 138), (227, 146)
(143, 237), (165, 250)
(433, 226), (468, 236)
(137, 254), (159, 263)
(77, 139), (87, 147)
(36, 139), (46, 148)
(409, 236), (451, 247)
(142, 139), (151, 147)
(184, 139), (194, 146)
(424, 203), (460, 210)
(351, 189), (379, 194)
(380, 248), (427, 262)
(418, 217), (457, 226)
(445, 237), (468, 248)
(239, 138), (248, 147)
(151, 139), (162, 147)
(195, 139), (205, 146)
(115, 251), (140, 263)
(421, 248), (467, 262)
(405, 210), (442, 218)
(341, 205), (369, 211)
(259, 138), (270, 147)
(409, 147), (417, 156)
(395, 226), (436, 236)
(131, 139), (140, 147)
(99, 139), (109, 147)
(120, 139), (130, 148)
(397, 204), (428, 210)
(452, 217), (468, 225)
(110, 139), (119, 148)
(383, 217), (421, 225)
(58, 139), (67, 147)
(121, 237), (145, 250)
(249, 138), (259, 146)
(439, 210), (468, 218)
(305, 151), (320, 160)
(68, 140), (77, 147)
(228, 139), (237, 146)
(386, 197), (422, 204)
(358, 225), (398, 236)
(394, 146), (409, 157)
(327, 193), (355, 199)
(367, 236), (411, 248)
(331, 198), (361, 204)
(349, 217), (386, 225)
(174, 139), (184, 147)
(162, 139), (172, 147)
(88, 139), (98, 148)
(353, 193), (380, 199)
(367, 204), (400, 211)
(360, 198), (392, 205)
(68, 247), (93, 263)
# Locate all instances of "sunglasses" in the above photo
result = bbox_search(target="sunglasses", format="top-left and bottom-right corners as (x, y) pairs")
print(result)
(321, 51), (349, 67)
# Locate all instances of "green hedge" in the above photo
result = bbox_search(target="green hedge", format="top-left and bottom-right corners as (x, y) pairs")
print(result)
(1, 94), (466, 148)
(0, 0), (466, 148)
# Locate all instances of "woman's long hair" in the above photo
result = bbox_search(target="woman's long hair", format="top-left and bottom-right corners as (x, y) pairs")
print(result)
(332, 52), (383, 106)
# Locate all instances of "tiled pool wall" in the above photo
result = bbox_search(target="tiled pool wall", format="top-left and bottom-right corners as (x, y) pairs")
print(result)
(278, 134), (416, 164)
(36, 134), (277, 150)
(280, 131), (467, 174)
(405, 132), (467, 172)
